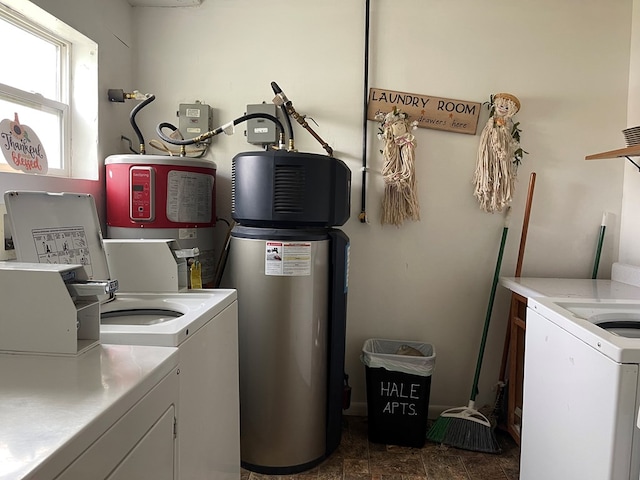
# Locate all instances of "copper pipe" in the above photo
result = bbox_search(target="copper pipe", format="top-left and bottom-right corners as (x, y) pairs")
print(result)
(285, 105), (334, 157)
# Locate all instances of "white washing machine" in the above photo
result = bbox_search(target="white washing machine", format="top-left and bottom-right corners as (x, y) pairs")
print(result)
(521, 297), (640, 480)
(100, 291), (239, 480)
(4, 191), (240, 480)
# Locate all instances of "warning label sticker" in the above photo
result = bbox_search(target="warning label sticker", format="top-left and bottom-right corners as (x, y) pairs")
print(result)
(31, 226), (93, 276)
(265, 241), (311, 276)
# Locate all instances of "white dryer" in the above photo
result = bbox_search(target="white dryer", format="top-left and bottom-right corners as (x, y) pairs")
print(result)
(521, 297), (640, 480)
(4, 191), (240, 480)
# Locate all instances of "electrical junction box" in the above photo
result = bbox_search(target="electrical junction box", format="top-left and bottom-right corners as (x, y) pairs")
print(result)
(246, 103), (279, 146)
(178, 101), (212, 143)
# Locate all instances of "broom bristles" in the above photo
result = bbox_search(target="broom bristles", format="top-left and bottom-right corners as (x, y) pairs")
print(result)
(426, 416), (451, 444)
(442, 418), (501, 453)
(427, 415), (501, 454)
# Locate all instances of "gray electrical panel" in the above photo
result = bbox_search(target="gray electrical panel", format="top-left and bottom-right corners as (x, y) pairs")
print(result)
(246, 103), (279, 146)
(178, 101), (213, 142)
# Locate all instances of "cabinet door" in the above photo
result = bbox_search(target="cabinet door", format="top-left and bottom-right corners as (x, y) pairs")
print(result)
(55, 369), (178, 480)
(107, 406), (175, 480)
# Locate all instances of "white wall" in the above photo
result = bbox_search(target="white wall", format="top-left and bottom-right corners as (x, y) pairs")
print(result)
(129, 0), (632, 413)
(621, 1), (640, 265)
(0, 0), (135, 218)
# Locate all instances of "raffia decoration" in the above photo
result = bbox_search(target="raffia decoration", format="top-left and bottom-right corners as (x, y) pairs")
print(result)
(377, 107), (420, 226)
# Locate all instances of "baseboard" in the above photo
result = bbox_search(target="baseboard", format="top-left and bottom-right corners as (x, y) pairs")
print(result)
(344, 401), (367, 417)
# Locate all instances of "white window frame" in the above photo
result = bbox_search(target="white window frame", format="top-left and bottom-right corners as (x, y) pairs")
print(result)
(0, 83), (71, 176)
(0, 0), (98, 180)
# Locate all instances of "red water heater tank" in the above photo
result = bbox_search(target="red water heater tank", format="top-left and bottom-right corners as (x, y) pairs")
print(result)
(105, 154), (217, 285)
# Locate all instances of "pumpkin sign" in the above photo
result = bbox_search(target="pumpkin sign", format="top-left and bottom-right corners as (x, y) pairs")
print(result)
(0, 113), (48, 174)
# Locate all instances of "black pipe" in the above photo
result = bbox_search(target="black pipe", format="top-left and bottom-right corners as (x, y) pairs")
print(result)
(271, 81), (294, 146)
(278, 105), (294, 146)
(156, 122), (195, 145)
(360, 0), (371, 223)
(156, 113), (285, 146)
(129, 94), (155, 154)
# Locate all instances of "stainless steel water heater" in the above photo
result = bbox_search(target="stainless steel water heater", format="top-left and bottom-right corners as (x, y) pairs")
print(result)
(222, 150), (350, 474)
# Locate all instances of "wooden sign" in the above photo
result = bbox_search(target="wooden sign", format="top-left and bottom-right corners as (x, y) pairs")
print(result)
(368, 88), (481, 135)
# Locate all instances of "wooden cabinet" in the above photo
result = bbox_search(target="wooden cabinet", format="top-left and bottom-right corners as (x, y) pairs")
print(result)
(507, 293), (527, 444)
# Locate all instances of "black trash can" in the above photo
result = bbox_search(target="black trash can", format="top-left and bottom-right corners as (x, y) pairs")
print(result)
(361, 339), (436, 448)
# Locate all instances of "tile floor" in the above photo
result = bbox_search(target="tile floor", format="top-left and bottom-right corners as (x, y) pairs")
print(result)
(241, 415), (520, 480)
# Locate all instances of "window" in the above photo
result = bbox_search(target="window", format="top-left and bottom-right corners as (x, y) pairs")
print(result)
(0, 0), (98, 179)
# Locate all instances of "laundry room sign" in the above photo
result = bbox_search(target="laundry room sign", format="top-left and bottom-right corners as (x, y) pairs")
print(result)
(368, 88), (481, 135)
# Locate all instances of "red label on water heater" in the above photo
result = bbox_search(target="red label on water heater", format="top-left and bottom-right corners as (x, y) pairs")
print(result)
(129, 166), (155, 221)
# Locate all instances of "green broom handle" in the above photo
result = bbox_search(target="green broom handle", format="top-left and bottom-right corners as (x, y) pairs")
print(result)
(471, 207), (511, 401)
(591, 212), (607, 279)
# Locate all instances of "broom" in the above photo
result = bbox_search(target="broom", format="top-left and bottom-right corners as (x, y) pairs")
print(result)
(591, 212), (608, 279)
(426, 207), (511, 453)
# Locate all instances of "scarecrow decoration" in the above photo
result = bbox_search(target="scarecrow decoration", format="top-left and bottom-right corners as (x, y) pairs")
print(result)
(473, 93), (526, 213)
(376, 107), (420, 226)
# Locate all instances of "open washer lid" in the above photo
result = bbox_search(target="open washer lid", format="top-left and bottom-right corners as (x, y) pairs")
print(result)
(2, 191), (227, 339)
(4, 191), (111, 282)
(3, 192), (240, 348)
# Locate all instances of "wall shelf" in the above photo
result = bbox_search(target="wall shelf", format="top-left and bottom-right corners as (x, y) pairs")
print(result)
(586, 145), (640, 171)
(585, 145), (640, 160)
